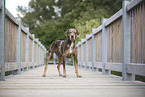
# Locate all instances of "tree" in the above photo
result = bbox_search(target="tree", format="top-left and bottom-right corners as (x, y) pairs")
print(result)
(17, 0), (122, 50)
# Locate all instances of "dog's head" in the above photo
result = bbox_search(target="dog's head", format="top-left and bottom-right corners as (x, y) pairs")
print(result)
(65, 28), (80, 41)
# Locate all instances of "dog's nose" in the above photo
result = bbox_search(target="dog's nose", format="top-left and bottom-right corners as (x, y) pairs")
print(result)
(71, 35), (74, 39)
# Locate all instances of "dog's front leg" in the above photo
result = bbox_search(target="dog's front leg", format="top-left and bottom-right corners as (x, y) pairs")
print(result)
(62, 55), (67, 77)
(74, 51), (82, 77)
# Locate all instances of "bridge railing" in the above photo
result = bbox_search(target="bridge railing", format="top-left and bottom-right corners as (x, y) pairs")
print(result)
(0, 1), (47, 81)
(77, 0), (145, 81)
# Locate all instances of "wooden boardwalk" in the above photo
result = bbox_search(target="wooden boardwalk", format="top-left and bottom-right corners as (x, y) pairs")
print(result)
(0, 65), (145, 97)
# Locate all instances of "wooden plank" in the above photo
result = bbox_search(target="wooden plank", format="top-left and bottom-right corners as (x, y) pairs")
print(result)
(95, 31), (102, 62)
(0, 65), (145, 97)
(29, 38), (32, 62)
(110, 25), (113, 62)
(116, 19), (119, 63)
(140, 3), (143, 64)
(112, 20), (115, 63)
(99, 32), (102, 62)
(134, 8), (138, 63)
(118, 18), (122, 63)
(139, 4), (142, 63)
(109, 25), (111, 62)
(5, 17), (17, 62)
(34, 42), (37, 62)
(95, 33), (98, 62)
(137, 6), (141, 63)
(114, 20), (116, 63)
(88, 38), (92, 62)
(21, 31), (26, 62)
(132, 8), (135, 63)
(130, 10), (133, 63)
(107, 26), (109, 62)
(136, 6), (139, 63)
(119, 18), (122, 63)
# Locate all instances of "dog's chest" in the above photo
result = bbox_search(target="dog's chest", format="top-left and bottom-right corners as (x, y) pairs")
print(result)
(68, 42), (74, 53)
(65, 42), (75, 58)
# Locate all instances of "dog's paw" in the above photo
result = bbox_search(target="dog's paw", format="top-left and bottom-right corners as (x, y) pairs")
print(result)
(42, 75), (46, 77)
(62, 75), (66, 78)
(77, 75), (82, 78)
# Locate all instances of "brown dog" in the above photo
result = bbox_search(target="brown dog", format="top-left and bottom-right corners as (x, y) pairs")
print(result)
(42, 28), (82, 77)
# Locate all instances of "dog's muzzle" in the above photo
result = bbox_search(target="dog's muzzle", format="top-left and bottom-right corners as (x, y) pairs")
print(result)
(70, 35), (75, 40)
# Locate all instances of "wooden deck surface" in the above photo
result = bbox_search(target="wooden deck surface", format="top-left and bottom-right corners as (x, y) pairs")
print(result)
(0, 65), (145, 97)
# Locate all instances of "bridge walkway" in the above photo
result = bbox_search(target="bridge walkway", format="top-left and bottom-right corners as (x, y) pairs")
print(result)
(0, 65), (145, 97)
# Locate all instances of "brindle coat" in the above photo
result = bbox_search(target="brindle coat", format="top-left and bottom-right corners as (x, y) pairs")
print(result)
(42, 28), (82, 77)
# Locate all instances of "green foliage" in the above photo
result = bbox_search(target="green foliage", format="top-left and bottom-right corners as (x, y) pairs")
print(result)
(74, 19), (101, 42)
(17, 0), (122, 50)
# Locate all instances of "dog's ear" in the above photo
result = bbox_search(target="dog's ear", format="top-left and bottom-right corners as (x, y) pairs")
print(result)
(76, 30), (80, 37)
(65, 29), (69, 36)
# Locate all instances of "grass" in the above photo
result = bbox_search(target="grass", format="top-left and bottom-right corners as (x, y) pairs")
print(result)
(111, 71), (122, 77)
(67, 63), (73, 66)
(111, 71), (145, 82)
(135, 75), (145, 82)
(98, 68), (102, 72)
(5, 71), (12, 76)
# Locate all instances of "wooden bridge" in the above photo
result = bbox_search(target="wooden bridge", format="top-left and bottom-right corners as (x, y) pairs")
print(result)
(0, 65), (145, 97)
(0, 0), (145, 97)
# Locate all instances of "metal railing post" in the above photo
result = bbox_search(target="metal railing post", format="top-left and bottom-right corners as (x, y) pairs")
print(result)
(36, 39), (39, 67)
(0, 0), (5, 81)
(102, 18), (109, 75)
(122, 0), (135, 81)
(25, 27), (29, 70)
(32, 34), (35, 68)
(81, 39), (83, 67)
(92, 29), (95, 71)
(85, 35), (89, 69)
(16, 18), (21, 74)
(38, 42), (41, 67)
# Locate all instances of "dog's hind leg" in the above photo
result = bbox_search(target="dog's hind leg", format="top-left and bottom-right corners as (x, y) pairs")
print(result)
(42, 52), (54, 77)
(55, 51), (63, 76)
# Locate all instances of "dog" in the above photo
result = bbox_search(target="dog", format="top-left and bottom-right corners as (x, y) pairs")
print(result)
(42, 28), (82, 77)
